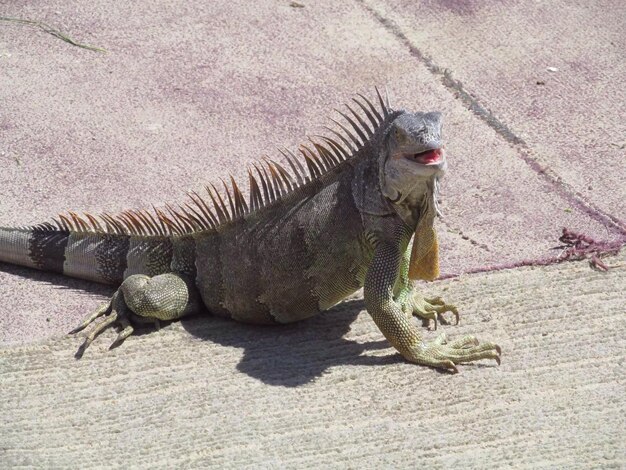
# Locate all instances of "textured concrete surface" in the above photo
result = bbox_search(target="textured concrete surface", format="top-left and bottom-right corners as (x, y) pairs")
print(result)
(363, 0), (626, 220)
(1, 255), (625, 468)
(0, 0), (625, 467)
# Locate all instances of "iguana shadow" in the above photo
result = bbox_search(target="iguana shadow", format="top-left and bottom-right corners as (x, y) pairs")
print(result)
(2, 263), (403, 385)
(181, 298), (401, 387)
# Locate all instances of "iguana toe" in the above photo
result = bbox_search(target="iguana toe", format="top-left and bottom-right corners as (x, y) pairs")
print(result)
(425, 296), (460, 326)
(402, 336), (501, 372)
(447, 334), (479, 349)
(407, 294), (459, 330)
(72, 291), (133, 358)
(109, 316), (134, 350)
(68, 301), (111, 335)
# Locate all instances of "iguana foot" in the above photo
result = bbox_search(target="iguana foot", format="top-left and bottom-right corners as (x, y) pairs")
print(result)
(70, 291), (136, 358)
(69, 273), (199, 358)
(402, 294), (459, 330)
(404, 333), (501, 373)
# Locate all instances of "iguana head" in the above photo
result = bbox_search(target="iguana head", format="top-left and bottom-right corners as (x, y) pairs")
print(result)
(380, 111), (446, 281)
(380, 111), (446, 208)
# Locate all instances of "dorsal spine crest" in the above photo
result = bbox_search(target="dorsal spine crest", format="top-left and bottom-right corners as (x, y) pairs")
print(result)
(40, 88), (393, 237)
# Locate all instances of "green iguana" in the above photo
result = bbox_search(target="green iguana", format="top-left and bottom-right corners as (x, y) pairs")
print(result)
(0, 90), (500, 372)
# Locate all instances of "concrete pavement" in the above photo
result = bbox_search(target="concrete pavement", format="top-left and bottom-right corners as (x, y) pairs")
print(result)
(1, 254), (624, 468)
(1, 1), (624, 467)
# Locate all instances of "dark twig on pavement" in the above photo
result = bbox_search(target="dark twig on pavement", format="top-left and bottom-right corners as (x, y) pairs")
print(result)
(0, 16), (106, 53)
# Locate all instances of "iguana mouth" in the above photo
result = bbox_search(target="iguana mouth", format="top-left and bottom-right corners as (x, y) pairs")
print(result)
(406, 148), (444, 165)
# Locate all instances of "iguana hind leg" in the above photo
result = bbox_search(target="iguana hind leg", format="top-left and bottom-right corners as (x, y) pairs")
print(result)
(70, 273), (200, 357)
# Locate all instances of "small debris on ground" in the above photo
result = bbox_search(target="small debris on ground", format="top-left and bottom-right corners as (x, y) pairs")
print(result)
(546, 66), (558, 72)
(555, 228), (623, 271)
(0, 16), (106, 53)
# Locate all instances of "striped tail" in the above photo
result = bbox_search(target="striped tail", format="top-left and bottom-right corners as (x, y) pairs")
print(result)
(0, 226), (173, 285)
(0, 226), (65, 272)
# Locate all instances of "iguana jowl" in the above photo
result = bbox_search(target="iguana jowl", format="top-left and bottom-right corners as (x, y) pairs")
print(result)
(0, 90), (500, 372)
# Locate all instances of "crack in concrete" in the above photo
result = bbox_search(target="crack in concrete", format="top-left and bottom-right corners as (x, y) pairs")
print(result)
(358, 0), (626, 237)
(440, 219), (491, 252)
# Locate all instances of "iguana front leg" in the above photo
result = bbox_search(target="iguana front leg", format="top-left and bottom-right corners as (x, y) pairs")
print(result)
(70, 273), (200, 357)
(394, 244), (459, 330)
(364, 240), (500, 373)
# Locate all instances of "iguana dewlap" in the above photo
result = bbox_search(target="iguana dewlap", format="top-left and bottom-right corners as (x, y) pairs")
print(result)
(0, 90), (500, 372)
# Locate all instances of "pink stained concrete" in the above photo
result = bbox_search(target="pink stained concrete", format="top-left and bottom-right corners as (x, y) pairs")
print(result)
(0, 0), (623, 343)
(366, 0), (626, 224)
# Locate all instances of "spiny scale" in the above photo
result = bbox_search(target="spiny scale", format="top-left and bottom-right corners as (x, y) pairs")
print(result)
(38, 88), (391, 237)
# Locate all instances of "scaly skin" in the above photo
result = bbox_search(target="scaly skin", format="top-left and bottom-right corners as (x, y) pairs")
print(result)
(364, 220), (500, 373)
(395, 239), (459, 329)
(0, 92), (501, 372)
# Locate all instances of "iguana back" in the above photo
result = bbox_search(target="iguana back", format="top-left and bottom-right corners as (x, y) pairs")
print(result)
(0, 92), (397, 322)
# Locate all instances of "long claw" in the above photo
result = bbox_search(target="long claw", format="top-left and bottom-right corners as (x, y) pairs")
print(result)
(110, 317), (134, 349)
(110, 326), (134, 349)
(82, 310), (119, 350)
(69, 301), (111, 334)
(435, 305), (459, 326)
(443, 360), (459, 374)
(452, 307), (460, 325)
(445, 345), (501, 364)
(410, 295), (460, 328)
